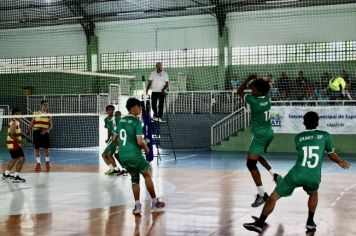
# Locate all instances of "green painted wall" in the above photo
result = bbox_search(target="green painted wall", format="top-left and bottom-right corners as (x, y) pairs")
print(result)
(0, 72), (123, 95)
(105, 66), (222, 91)
(0, 61), (354, 95)
(212, 128), (356, 154)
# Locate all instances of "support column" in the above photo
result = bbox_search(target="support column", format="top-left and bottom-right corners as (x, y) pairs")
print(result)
(87, 35), (99, 72)
(217, 25), (230, 90)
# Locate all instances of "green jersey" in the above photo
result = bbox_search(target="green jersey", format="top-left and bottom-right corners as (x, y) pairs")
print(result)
(116, 115), (143, 161)
(104, 116), (120, 136)
(244, 94), (273, 135)
(291, 130), (335, 183)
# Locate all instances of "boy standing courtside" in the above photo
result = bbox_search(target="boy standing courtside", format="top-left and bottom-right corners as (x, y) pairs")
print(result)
(2, 108), (26, 183)
(102, 105), (122, 175)
(28, 100), (52, 171)
(237, 75), (281, 207)
(114, 98), (165, 214)
(243, 111), (350, 233)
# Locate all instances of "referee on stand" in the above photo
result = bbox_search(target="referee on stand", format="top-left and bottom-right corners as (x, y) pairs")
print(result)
(146, 62), (169, 122)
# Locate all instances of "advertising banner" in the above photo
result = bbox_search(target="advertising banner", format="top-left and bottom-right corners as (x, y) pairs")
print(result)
(270, 106), (356, 134)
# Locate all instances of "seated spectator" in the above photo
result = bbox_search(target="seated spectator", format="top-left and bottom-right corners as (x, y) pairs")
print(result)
(278, 72), (291, 98)
(230, 74), (240, 91)
(264, 74), (279, 101)
(320, 72), (330, 88)
(313, 81), (325, 100)
(264, 74), (273, 84)
(305, 83), (315, 100)
(296, 71), (307, 100)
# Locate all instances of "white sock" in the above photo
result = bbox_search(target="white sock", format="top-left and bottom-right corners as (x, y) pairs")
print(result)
(45, 156), (50, 162)
(257, 186), (265, 196)
(5, 170), (10, 175)
(14, 172), (19, 177)
(36, 157), (41, 163)
(269, 169), (274, 177)
(152, 197), (158, 204)
(135, 200), (141, 206)
(114, 167), (119, 171)
(108, 164), (113, 169)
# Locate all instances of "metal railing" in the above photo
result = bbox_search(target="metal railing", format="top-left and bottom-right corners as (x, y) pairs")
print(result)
(19, 117), (32, 141)
(211, 107), (248, 146)
(271, 100), (356, 106)
(166, 91), (243, 114)
(0, 105), (10, 125)
(27, 94), (109, 114)
(211, 99), (356, 146)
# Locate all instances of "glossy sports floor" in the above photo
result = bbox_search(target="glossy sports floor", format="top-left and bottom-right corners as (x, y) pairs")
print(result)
(0, 147), (355, 236)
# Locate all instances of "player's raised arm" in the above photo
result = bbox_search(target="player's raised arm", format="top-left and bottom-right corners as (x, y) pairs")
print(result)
(237, 74), (257, 99)
(327, 152), (350, 169)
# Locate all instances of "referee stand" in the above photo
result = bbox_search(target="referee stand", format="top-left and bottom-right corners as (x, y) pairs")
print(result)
(141, 94), (176, 166)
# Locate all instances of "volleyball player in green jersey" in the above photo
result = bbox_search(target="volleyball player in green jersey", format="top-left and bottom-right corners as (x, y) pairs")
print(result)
(238, 75), (281, 207)
(244, 111), (350, 234)
(102, 105), (122, 175)
(114, 98), (165, 214)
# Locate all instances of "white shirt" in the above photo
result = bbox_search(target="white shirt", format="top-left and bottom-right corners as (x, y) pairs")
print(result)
(149, 70), (169, 92)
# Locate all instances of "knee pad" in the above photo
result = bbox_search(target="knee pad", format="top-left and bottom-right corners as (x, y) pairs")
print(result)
(246, 159), (258, 171)
(131, 173), (140, 185)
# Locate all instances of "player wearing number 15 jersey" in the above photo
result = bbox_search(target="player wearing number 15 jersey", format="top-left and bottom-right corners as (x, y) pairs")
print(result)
(237, 75), (281, 208)
(243, 111), (350, 234)
(114, 98), (165, 214)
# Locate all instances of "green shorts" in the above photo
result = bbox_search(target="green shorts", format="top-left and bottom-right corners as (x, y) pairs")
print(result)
(120, 156), (150, 175)
(275, 171), (320, 197)
(102, 140), (117, 155)
(248, 132), (274, 156)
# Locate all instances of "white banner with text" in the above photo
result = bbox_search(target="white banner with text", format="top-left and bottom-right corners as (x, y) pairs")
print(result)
(270, 106), (356, 134)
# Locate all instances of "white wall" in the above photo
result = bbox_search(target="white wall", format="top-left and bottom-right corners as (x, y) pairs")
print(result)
(227, 3), (356, 47)
(1, 3), (356, 58)
(0, 25), (87, 58)
(96, 15), (218, 53)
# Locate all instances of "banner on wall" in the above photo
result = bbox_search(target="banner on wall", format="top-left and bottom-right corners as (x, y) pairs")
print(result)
(270, 106), (356, 134)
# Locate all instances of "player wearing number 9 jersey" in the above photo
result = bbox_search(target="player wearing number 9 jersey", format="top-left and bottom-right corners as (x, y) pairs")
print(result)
(114, 98), (165, 214)
(243, 111), (350, 234)
(238, 75), (281, 208)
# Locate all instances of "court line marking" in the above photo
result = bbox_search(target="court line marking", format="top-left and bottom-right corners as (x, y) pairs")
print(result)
(331, 183), (356, 208)
(160, 154), (197, 163)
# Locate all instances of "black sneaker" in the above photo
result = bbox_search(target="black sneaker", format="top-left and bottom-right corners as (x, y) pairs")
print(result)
(117, 169), (128, 176)
(243, 222), (262, 233)
(251, 192), (269, 207)
(306, 221), (317, 232)
(109, 169), (121, 175)
(273, 173), (282, 184)
(2, 173), (14, 180)
(12, 176), (26, 183)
